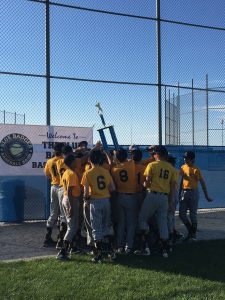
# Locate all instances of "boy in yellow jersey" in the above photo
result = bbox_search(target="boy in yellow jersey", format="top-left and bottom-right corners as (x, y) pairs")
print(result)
(55, 145), (73, 249)
(43, 143), (64, 247)
(167, 155), (184, 247)
(56, 154), (81, 260)
(179, 151), (213, 241)
(138, 146), (176, 258)
(81, 149), (115, 263)
(111, 148), (138, 254)
(130, 148), (146, 208)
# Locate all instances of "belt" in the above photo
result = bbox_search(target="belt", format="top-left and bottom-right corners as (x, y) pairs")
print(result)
(121, 193), (134, 195)
(183, 189), (194, 191)
(151, 191), (168, 196)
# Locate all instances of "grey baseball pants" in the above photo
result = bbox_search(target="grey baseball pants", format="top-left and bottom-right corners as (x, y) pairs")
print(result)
(47, 185), (60, 228)
(117, 193), (138, 249)
(90, 198), (112, 241)
(139, 191), (169, 240)
(179, 189), (199, 225)
(62, 196), (80, 242)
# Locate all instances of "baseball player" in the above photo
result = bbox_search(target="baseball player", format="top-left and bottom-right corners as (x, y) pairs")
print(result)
(179, 151), (213, 241)
(111, 148), (138, 254)
(55, 145), (73, 249)
(43, 143), (64, 247)
(56, 154), (81, 260)
(167, 155), (183, 247)
(81, 149), (116, 263)
(138, 145), (176, 258)
(129, 148), (146, 208)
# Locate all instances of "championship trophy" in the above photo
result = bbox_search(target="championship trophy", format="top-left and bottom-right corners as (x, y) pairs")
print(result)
(95, 102), (119, 150)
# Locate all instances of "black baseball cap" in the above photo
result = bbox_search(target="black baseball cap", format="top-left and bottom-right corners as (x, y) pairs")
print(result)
(184, 151), (195, 160)
(154, 145), (168, 157)
(148, 145), (157, 153)
(78, 141), (88, 147)
(53, 143), (64, 152)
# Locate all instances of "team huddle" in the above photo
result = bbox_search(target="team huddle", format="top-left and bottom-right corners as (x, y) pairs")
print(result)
(43, 141), (212, 262)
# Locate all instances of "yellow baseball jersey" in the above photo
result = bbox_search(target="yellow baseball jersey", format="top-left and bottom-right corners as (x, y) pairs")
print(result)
(62, 169), (81, 197)
(81, 166), (113, 199)
(144, 160), (176, 194)
(74, 158), (83, 183)
(56, 158), (68, 187)
(134, 163), (146, 193)
(44, 156), (61, 185)
(180, 164), (202, 190)
(111, 160), (136, 193)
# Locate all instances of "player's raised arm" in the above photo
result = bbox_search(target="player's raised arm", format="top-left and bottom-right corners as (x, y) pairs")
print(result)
(199, 177), (213, 202)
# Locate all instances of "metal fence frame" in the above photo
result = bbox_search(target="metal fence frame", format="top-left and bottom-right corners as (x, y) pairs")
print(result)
(1, 0), (225, 144)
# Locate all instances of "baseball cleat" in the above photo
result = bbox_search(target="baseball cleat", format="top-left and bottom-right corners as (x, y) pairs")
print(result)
(124, 247), (133, 255)
(162, 249), (168, 258)
(116, 247), (125, 254)
(56, 248), (70, 261)
(91, 255), (103, 263)
(70, 246), (82, 254)
(134, 248), (151, 256)
(108, 251), (117, 260)
(173, 230), (184, 240)
(190, 233), (197, 241)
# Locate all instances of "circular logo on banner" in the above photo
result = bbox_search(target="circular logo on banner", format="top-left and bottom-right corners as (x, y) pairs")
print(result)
(0, 133), (33, 166)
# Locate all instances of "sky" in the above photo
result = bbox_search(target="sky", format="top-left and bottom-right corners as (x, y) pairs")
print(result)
(1, 0), (225, 146)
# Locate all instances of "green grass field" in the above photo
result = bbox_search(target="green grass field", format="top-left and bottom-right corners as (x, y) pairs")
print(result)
(1, 240), (225, 300)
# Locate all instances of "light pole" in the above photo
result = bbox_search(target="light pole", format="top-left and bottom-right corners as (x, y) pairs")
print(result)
(221, 119), (224, 147)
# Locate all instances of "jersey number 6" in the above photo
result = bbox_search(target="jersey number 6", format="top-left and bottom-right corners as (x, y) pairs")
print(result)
(97, 176), (106, 190)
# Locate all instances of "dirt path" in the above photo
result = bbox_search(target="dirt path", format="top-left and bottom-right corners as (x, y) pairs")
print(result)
(1, 209), (225, 261)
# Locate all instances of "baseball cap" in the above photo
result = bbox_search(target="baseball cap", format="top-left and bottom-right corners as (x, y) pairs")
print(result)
(78, 140), (88, 148)
(183, 151), (195, 160)
(154, 145), (168, 156)
(53, 142), (64, 152)
(148, 145), (157, 153)
(129, 144), (139, 151)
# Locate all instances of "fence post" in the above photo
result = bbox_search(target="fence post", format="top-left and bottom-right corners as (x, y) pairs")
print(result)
(3, 110), (6, 124)
(45, 0), (51, 220)
(156, 0), (162, 145)
(206, 74), (209, 147)
(192, 79), (195, 146)
(173, 93), (175, 145)
(178, 82), (180, 145)
(169, 90), (171, 145)
(164, 86), (167, 145)
(14, 112), (16, 124)
(46, 0), (51, 126)
(24, 113), (26, 125)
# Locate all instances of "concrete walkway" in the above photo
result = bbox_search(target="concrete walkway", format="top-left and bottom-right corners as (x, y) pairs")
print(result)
(1, 208), (225, 262)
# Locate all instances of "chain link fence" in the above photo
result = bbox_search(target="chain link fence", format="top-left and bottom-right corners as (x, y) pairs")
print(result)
(1, 0), (225, 145)
(1, 0), (225, 220)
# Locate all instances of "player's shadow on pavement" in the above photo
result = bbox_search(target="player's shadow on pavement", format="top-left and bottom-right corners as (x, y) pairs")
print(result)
(115, 239), (225, 283)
